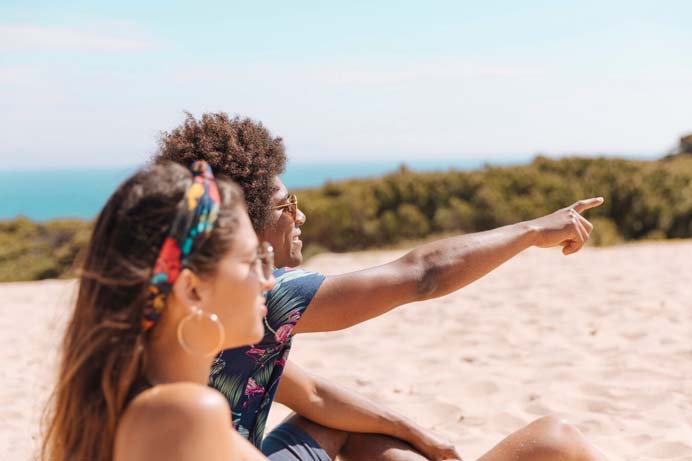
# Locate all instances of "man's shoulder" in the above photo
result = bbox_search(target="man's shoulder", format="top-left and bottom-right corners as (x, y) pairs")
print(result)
(269, 267), (325, 299)
(272, 266), (324, 282)
(262, 267), (326, 333)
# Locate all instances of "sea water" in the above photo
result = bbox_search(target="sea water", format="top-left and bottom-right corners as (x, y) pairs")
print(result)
(0, 158), (530, 221)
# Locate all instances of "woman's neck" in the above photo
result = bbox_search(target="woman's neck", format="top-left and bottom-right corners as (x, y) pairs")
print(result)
(144, 326), (214, 387)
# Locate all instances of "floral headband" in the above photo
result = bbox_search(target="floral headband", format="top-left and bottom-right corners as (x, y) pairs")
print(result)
(142, 160), (221, 330)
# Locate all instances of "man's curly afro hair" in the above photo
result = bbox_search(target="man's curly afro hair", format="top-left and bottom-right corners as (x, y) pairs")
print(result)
(154, 112), (287, 232)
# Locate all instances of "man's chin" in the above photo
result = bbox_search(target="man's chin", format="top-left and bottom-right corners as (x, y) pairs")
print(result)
(274, 255), (302, 269)
(288, 252), (303, 268)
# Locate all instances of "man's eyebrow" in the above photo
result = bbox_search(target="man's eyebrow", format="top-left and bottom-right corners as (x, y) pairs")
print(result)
(271, 193), (289, 206)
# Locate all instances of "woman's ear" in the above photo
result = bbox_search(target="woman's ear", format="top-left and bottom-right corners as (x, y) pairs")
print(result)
(171, 268), (203, 312)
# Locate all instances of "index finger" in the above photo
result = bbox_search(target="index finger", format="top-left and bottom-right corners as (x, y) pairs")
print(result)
(570, 197), (604, 214)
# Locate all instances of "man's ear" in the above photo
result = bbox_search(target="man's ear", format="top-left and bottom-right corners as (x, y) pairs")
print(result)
(171, 268), (203, 312)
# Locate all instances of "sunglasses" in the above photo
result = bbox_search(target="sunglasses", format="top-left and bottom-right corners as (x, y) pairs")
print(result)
(271, 194), (298, 221)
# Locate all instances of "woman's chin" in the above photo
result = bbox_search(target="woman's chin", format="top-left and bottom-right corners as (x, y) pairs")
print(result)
(224, 327), (265, 349)
(250, 325), (265, 344)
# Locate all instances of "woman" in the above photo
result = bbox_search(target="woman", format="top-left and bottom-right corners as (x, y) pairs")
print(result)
(42, 161), (274, 461)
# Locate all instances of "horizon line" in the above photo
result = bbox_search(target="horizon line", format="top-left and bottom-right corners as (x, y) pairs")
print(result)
(0, 151), (664, 172)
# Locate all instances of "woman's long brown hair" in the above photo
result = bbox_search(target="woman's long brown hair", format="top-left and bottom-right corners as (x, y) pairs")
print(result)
(41, 162), (242, 461)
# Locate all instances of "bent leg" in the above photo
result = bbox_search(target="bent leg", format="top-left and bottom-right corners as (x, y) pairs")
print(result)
(277, 413), (349, 460)
(478, 415), (607, 461)
(339, 433), (429, 461)
(275, 413), (429, 461)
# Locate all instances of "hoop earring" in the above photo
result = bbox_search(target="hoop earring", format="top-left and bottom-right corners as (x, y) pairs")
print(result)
(177, 307), (226, 357)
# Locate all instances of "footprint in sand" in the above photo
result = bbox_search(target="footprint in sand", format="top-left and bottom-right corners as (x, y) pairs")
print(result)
(523, 400), (553, 416)
(642, 441), (692, 458)
(490, 412), (526, 433)
(620, 330), (647, 341)
(464, 380), (500, 397)
(574, 397), (615, 413)
(627, 434), (654, 445)
(577, 418), (618, 436)
(578, 382), (616, 398)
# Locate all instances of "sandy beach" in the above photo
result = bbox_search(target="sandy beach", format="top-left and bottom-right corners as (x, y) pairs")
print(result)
(2, 241), (691, 460)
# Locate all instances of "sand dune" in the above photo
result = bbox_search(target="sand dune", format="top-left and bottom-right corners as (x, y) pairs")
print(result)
(2, 242), (691, 460)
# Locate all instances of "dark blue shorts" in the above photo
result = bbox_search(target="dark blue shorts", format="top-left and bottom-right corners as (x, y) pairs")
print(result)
(262, 422), (332, 461)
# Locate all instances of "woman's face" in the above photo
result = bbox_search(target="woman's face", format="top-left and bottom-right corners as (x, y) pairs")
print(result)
(203, 210), (275, 348)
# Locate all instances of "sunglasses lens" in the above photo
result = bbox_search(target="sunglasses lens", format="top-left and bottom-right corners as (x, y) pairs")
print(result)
(289, 195), (298, 218)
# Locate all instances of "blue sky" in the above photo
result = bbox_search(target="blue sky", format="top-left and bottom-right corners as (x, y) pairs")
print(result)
(1, 0), (691, 168)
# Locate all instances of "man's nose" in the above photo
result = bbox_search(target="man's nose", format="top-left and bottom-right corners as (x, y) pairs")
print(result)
(295, 207), (306, 226)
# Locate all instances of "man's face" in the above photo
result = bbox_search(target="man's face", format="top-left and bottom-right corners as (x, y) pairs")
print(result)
(260, 177), (306, 268)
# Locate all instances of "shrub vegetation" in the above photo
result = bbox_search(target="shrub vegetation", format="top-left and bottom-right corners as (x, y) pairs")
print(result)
(0, 217), (91, 282)
(2, 155), (691, 282)
(296, 155), (692, 253)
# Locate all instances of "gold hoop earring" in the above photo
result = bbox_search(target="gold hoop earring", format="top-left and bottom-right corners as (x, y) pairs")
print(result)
(177, 307), (226, 357)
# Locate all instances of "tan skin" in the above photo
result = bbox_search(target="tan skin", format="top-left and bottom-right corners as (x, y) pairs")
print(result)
(114, 211), (275, 461)
(262, 177), (607, 461)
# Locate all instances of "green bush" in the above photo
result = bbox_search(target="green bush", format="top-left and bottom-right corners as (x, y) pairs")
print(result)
(433, 197), (474, 232)
(588, 217), (622, 247)
(2, 155), (691, 282)
(0, 217), (92, 282)
(298, 155), (692, 253)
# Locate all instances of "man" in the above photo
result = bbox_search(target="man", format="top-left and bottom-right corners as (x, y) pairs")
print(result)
(155, 112), (607, 461)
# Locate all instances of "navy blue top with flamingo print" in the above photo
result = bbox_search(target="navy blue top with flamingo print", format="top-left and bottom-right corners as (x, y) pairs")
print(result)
(209, 267), (325, 448)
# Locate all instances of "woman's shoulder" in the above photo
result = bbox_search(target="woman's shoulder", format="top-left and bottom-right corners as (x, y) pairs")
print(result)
(115, 383), (237, 461)
(129, 381), (230, 416)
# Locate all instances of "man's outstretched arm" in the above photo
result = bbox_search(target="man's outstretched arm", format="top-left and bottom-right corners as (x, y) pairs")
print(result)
(274, 360), (461, 461)
(295, 197), (603, 333)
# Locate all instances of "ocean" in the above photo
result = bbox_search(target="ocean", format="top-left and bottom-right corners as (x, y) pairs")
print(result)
(1, 157), (531, 221)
